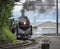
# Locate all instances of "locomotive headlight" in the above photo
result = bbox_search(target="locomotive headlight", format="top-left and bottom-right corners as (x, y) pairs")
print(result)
(23, 22), (26, 25)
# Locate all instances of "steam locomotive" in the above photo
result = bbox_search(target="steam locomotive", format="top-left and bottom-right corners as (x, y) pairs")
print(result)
(10, 9), (32, 40)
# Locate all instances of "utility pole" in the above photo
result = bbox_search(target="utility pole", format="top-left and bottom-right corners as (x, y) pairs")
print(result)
(56, 0), (58, 34)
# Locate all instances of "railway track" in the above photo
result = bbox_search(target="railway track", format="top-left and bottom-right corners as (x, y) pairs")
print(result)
(0, 39), (37, 49)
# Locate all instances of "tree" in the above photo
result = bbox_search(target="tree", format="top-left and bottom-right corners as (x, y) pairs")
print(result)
(0, 0), (19, 44)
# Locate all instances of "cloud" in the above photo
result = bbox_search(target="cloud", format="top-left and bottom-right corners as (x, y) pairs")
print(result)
(12, 0), (60, 22)
(13, 6), (23, 12)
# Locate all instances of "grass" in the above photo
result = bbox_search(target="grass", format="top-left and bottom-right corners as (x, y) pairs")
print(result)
(0, 26), (17, 45)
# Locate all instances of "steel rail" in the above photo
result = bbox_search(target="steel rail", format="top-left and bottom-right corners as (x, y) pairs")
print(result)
(0, 39), (36, 49)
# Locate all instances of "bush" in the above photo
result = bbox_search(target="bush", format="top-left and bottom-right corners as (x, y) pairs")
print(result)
(0, 26), (17, 44)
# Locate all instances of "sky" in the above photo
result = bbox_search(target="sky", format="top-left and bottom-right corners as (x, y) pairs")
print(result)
(12, 0), (60, 23)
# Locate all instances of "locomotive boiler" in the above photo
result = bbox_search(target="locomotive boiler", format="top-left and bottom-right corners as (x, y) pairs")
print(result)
(16, 9), (32, 39)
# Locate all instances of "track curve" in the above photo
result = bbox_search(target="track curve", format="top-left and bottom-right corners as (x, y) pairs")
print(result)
(0, 39), (37, 49)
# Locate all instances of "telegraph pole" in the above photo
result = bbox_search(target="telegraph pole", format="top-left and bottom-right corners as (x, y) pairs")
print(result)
(56, 0), (58, 34)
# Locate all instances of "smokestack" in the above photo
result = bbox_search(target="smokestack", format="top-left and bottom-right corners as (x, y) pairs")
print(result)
(21, 9), (25, 17)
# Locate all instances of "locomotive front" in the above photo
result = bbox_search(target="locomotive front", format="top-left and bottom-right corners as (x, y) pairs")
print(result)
(17, 9), (32, 40)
